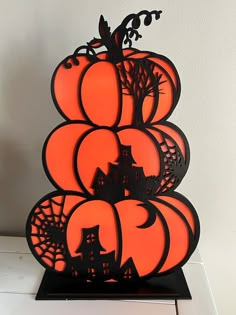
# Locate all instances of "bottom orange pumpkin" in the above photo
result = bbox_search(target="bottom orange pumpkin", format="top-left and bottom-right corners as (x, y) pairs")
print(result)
(26, 191), (199, 280)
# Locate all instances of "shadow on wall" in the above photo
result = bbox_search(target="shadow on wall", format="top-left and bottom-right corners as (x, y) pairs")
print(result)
(0, 31), (63, 236)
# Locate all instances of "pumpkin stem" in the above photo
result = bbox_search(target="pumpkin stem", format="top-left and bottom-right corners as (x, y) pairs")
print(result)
(107, 10), (162, 62)
(70, 11), (162, 64)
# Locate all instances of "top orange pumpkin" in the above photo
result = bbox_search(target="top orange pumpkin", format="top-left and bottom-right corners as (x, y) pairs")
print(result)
(51, 11), (180, 127)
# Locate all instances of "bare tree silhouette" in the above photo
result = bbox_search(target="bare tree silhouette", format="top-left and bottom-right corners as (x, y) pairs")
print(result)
(118, 59), (167, 126)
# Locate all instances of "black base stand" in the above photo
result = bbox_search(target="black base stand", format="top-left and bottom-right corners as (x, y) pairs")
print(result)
(36, 268), (191, 300)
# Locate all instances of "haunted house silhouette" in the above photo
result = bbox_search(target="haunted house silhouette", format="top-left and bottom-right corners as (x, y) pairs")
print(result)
(71, 225), (117, 280)
(92, 144), (160, 203)
(71, 225), (139, 281)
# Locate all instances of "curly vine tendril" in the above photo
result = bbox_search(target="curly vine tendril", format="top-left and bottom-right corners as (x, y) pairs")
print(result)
(112, 10), (162, 50)
(119, 10), (162, 29)
(63, 45), (98, 69)
(63, 10), (162, 68)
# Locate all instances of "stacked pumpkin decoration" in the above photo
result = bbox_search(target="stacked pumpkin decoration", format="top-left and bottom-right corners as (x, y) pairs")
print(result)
(26, 10), (200, 281)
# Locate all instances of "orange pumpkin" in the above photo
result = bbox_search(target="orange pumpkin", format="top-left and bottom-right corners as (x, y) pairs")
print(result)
(26, 191), (199, 279)
(43, 121), (189, 196)
(51, 11), (180, 127)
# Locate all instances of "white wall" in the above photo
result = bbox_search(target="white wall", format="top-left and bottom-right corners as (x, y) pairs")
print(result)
(0, 1), (235, 314)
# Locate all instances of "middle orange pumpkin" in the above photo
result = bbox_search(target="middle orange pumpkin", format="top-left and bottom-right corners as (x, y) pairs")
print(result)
(43, 122), (188, 197)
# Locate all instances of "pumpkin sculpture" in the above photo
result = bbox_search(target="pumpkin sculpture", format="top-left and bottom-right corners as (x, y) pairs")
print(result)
(26, 10), (200, 285)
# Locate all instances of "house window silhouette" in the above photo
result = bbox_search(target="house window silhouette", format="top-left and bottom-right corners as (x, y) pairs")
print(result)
(123, 175), (128, 184)
(98, 176), (105, 186)
(124, 268), (133, 279)
(89, 251), (94, 261)
(103, 262), (110, 275)
(88, 267), (96, 277)
(86, 233), (96, 244)
(122, 149), (129, 157)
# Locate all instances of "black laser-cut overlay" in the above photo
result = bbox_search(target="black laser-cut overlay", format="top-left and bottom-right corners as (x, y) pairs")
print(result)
(26, 10), (200, 284)
(92, 143), (160, 203)
(65, 199), (124, 281)
(139, 201), (170, 276)
(73, 127), (122, 197)
(65, 10), (163, 67)
(121, 49), (181, 124)
(30, 197), (67, 268)
(155, 133), (187, 193)
(26, 191), (87, 273)
(152, 192), (200, 276)
(70, 225), (119, 281)
(79, 60), (123, 128)
(118, 59), (160, 127)
(42, 120), (95, 196)
(119, 257), (139, 281)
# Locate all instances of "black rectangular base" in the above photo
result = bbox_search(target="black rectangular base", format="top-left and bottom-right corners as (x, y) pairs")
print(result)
(36, 269), (191, 300)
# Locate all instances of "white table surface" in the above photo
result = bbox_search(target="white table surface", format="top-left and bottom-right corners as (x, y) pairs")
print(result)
(0, 236), (217, 315)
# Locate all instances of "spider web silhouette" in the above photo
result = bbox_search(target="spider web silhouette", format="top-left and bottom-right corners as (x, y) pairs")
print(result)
(29, 195), (70, 272)
(156, 134), (186, 194)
